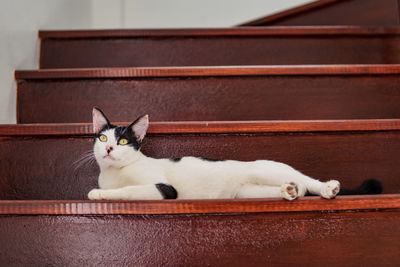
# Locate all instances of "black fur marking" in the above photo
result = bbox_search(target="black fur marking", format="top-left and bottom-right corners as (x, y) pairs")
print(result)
(94, 107), (111, 122)
(94, 124), (116, 140)
(199, 157), (224, 162)
(339, 178), (383, 195)
(113, 126), (141, 150)
(94, 123), (142, 150)
(169, 157), (182, 162)
(156, 183), (178, 199)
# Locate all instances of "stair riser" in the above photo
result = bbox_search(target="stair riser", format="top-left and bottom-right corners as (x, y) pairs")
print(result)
(1, 211), (399, 266)
(17, 75), (400, 123)
(40, 36), (400, 68)
(0, 130), (399, 199)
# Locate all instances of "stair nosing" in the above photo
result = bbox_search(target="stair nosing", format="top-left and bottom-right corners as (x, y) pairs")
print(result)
(15, 64), (400, 79)
(1, 120), (400, 136)
(39, 26), (400, 39)
(1, 195), (399, 215)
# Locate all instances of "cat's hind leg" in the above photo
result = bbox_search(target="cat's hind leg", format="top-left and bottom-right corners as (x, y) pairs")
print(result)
(319, 180), (341, 199)
(236, 183), (302, 201)
(250, 162), (340, 199)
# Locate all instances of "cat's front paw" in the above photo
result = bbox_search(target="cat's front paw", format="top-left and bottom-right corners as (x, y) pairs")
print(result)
(88, 189), (105, 200)
(320, 180), (340, 199)
(281, 182), (299, 201)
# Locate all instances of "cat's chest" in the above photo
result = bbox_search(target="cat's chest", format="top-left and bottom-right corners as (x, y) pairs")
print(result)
(98, 168), (125, 189)
(98, 165), (160, 189)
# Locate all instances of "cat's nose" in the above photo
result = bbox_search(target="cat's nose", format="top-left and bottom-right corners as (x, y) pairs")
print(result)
(106, 145), (113, 154)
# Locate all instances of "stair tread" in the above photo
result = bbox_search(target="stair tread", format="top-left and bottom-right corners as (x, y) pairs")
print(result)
(0, 120), (399, 199)
(1, 195), (398, 215)
(1, 119), (400, 136)
(15, 64), (400, 79)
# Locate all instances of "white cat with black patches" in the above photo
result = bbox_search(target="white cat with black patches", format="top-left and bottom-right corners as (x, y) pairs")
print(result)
(88, 108), (381, 201)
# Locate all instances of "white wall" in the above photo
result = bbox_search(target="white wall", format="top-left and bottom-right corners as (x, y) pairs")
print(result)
(0, 0), (92, 123)
(93, 0), (314, 28)
(0, 0), (314, 123)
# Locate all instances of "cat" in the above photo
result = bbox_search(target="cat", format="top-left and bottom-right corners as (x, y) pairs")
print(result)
(88, 107), (382, 201)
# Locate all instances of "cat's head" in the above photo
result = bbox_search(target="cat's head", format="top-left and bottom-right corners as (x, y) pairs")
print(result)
(92, 107), (149, 169)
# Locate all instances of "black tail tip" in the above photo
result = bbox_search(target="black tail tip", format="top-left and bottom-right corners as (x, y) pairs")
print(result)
(359, 178), (383, 194)
(339, 178), (383, 196)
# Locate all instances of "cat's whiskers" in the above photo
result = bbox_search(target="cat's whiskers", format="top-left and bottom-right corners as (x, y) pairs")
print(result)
(72, 150), (96, 175)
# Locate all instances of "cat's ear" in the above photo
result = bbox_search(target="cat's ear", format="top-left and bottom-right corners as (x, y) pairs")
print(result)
(129, 114), (149, 142)
(92, 107), (110, 134)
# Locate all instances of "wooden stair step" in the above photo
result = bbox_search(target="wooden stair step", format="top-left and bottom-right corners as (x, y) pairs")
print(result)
(0, 196), (399, 266)
(16, 65), (400, 123)
(0, 195), (399, 215)
(239, 0), (400, 26)
(39, 26), (400, 68)
(0, 120), (399, 200)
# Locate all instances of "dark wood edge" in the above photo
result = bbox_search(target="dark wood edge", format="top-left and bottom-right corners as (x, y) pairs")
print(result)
(38, 26), (400, 39)
(15, 65), (400, 80)
(238, 0), (343, 26)
(1, 120), (400, 137)
(0, 195), (398, 215)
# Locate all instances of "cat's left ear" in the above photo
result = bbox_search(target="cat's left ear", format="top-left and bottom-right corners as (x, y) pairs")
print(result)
(92, 107), (110, 134)
(129, 114), (149, 142)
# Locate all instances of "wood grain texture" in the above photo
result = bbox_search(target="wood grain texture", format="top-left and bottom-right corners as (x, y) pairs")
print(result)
(38, 27), (400, 68)
(16, 66), (400, 123)
(0, 122), (399, 199)
(0, 195), (398, 215)
(239, 0), (400, 26)
(0, 211), (399, 266)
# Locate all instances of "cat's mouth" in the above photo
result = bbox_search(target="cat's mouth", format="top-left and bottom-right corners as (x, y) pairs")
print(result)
(103, 154), (116, 161)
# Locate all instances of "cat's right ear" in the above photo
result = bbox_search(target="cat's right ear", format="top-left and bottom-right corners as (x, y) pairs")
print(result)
(92, 107), (110, 134)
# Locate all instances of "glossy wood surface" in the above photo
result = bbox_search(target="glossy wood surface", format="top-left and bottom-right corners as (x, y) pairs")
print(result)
(1, 211), (399, 266)
(1, 119), (399, 136)
(0, 195), (398, 215)
(0, 120), (399, 199)
(39, 26), (400, 68)
(239, 0), (400, 26)
(16, 65), (400, 123)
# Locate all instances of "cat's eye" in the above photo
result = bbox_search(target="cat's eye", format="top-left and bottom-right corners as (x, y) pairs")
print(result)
(119, 138), (129, 145)
(99, 135), (108, 142)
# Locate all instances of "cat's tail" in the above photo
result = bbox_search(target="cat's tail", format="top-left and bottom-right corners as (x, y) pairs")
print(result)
(338, 178), (383, 195)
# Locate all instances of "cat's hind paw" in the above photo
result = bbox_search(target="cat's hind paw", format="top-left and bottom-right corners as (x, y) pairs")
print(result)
(320, 180), (340, 199)
(88, 189), (105, 200)
(281, 182), (299, 201)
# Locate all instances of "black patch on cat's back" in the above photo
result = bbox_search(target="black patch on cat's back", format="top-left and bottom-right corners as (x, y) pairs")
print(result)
(169, 157), (182, 162)
(156, 183), (178, 199)
(199, 157), (224, 162)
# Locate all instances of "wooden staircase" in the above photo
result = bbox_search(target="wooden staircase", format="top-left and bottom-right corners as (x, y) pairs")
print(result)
(3, 3), (400, 266)
(2, 196), (399, 266)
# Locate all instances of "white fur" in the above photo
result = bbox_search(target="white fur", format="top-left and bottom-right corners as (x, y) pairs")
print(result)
(89, 112), (340, 201)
